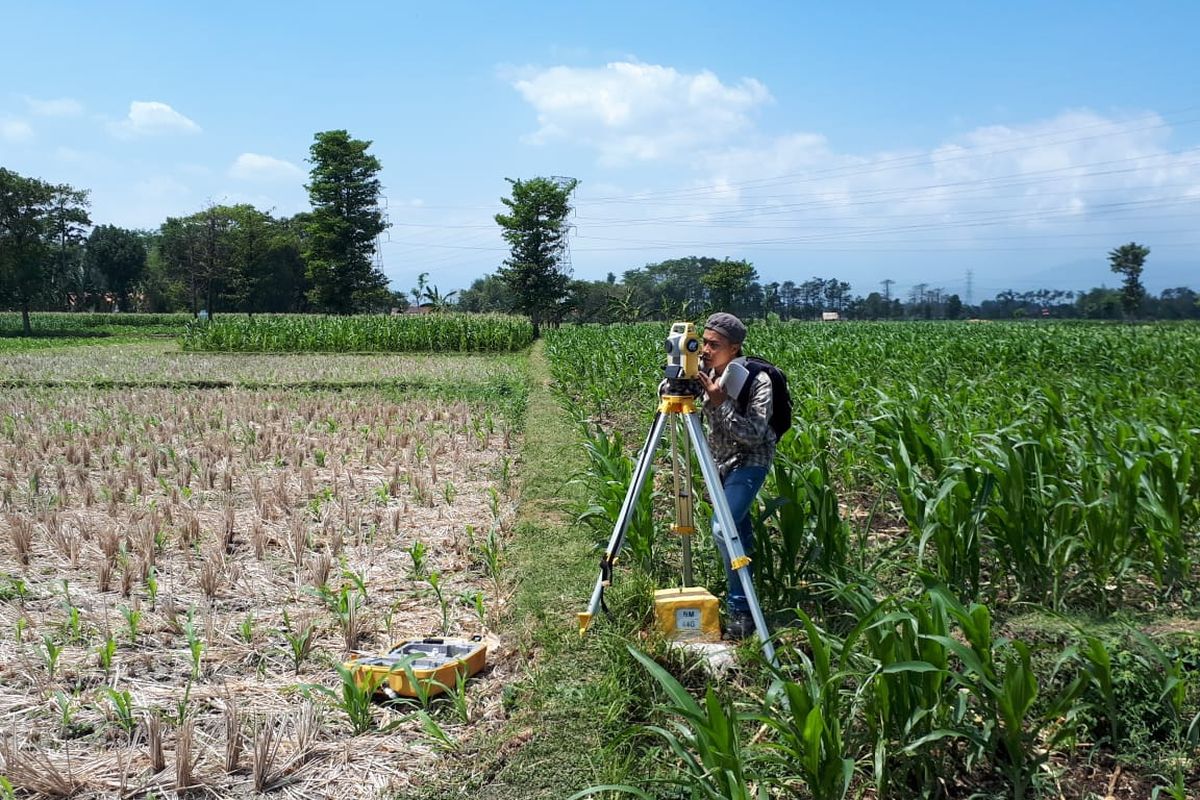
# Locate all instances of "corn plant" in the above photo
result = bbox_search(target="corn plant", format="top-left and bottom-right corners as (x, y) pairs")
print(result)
(304, 661), (385, 735)
(980, 433), (1080, 608)
(121, 604), (142, 645)
(102, 687), (138, 740)
(924, 586), (1089, 800)
(180, 313), (534, 353)
(280, 609), (317, 675)
(756, 444), (850, 609)
(96, 633), (117, 674)
(828, 582), (955, 796)
(1136, 429), (1195, 590)
(407, 540), (428, 581)
(54, 691), (77, 738)
(427, 571), (450, 635)
(754, 609), (864, 800)
(477, 528), (503, 593)
(41, 634), (63, 682)
(613, 645), (766, 800)
(573, 425), (657, 574)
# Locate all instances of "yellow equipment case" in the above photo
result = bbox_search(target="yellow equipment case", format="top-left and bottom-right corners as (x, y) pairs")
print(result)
(346, 636), (488, 698)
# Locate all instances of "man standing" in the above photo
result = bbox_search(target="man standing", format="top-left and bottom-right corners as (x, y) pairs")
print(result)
(696, 312), (775, 639)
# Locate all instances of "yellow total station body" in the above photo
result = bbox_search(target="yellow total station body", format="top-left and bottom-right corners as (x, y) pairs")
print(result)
(663, 321), (702, 381)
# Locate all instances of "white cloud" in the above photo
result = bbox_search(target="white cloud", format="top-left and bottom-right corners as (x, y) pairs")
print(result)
(510, 60), (771, 165)
(0, 117), (34, 143)
(562, 107), (1200, 291)
(670, 110), (1199, 236)
(229, 152), (302, 181)
(24, 96), (84, 117)
(109, 101), (200, 138)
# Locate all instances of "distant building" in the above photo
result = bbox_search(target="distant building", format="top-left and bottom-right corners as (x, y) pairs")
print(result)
(821, 311), (840, 322)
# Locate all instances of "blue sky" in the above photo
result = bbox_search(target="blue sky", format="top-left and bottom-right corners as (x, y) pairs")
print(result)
(2, 1), (1198, 301)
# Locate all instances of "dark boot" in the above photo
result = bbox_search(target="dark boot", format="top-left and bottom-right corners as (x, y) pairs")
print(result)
(723, 610), (755, 640)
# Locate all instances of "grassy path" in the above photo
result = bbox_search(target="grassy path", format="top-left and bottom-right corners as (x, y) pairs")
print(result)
(414, 340), (640, 799)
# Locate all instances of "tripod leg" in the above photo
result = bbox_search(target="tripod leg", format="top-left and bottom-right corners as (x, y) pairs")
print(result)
(580, 411), (667, 633)
(683, 413), (777, 666)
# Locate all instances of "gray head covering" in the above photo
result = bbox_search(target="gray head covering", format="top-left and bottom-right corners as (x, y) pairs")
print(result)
(704, 312), (746, 345)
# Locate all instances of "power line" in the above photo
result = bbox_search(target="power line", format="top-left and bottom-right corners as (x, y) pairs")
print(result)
(579, 107), (1200, 204)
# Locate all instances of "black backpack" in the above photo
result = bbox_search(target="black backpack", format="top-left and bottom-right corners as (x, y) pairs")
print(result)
(736, 356), (793, 442)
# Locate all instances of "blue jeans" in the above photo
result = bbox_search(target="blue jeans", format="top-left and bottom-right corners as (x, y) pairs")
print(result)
(713, 464), (769, 614)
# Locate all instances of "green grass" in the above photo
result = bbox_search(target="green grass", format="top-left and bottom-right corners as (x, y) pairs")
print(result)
(410, 340), (654, 799)
(0, 336), (142, 353)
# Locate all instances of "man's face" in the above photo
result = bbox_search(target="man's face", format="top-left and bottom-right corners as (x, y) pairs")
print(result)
(701, 329), (735, 373)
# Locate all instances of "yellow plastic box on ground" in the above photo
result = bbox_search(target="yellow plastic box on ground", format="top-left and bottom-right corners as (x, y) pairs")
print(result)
(653, 587), (721, 642)
(346, 637), (488, 698)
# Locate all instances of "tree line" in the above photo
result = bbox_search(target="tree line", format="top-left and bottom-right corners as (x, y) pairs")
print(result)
(463, 243), (1200, 323)
(5, 151), (1197, 330)
(0, 130), (391, 334)
(476, 179), (1199, 324)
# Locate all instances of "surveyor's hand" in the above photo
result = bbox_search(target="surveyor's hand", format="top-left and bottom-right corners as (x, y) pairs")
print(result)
(698, 370), (727, 406)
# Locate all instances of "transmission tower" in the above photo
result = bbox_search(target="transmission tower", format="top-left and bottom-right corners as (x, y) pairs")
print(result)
(373, 194), (391, 272)
(965, 269), (974, 307)
(550, 176), (578, 275)
(881, 278), (894, 302)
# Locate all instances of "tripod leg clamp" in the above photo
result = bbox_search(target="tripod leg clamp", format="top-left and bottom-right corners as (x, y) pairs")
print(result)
(600, 556), (614, 587)
(730, 555), (751, 571)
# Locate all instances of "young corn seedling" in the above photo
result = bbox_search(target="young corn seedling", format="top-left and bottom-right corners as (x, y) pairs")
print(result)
(120, 605), (142, 646)
(304, 661), (384, 735)
(416, 709), (456, 751)
(239, 613), (255, 644)
(477, 529), (502, 594)
(407, 540), (428, 581)
(42, 634), (64, 683)
(428, 571), (450, 635)
(176, 610), (205, 722)
(280, 609), (317, 675)
(54, 691), (78, 738)
(96, 632), (117, 674)
(102, 687), (138, 741)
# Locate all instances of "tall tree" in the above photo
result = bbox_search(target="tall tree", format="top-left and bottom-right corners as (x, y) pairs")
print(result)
(458, 273), (516, 314)
(159, 214), (206, 315)
(946, 293), (963, 320)
(779, 280), (799, 319)
(46, 185), (92, 309)
(0, 168), (55, 334)
(1108, 241), (1150, 316)
(494, 176), (578, 337)
(85, 225), (147, 311)
(304, 130), (389, 313)
(700, 258), (757, 313)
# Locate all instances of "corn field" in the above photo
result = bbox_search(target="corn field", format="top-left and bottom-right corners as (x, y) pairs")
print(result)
(549, 320), (1200, 798)
(0, 312), (191, 336)
(180, 313), (534, 353)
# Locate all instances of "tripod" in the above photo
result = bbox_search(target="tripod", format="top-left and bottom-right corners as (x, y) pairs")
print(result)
(578, 386), (777, 666)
